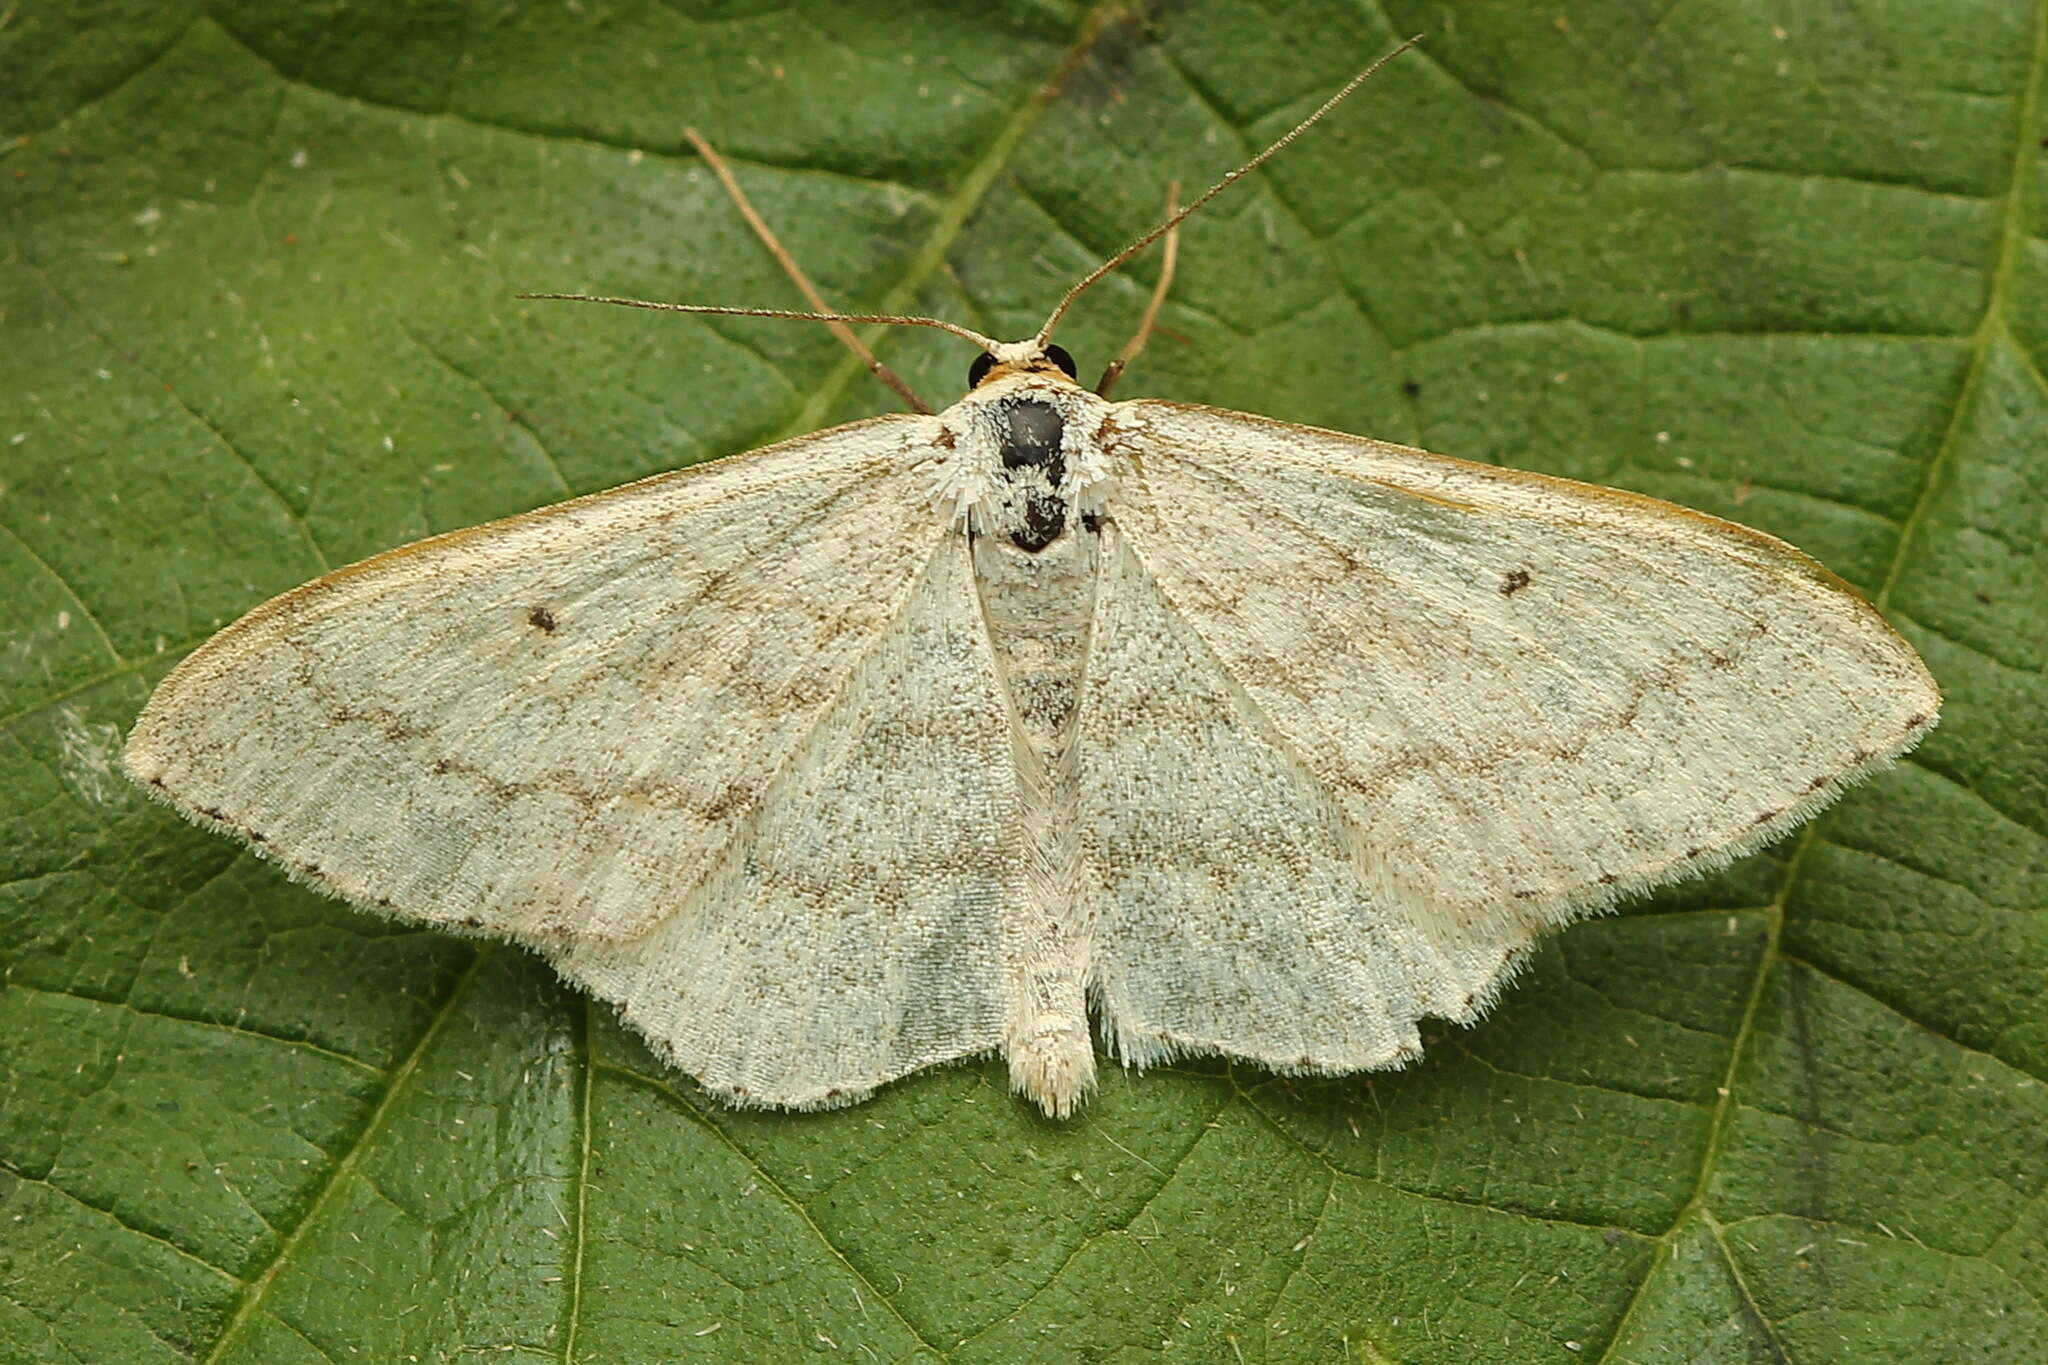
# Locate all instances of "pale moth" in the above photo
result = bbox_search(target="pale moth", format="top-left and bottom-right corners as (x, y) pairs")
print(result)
(124, 45), (1940, 1118)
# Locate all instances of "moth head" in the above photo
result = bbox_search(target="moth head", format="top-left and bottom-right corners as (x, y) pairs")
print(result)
(968, 342), (1078, 391)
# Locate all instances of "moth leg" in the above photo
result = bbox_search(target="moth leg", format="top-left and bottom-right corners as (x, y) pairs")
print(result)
(683, 127), (932, 414)
(1094, 180), (1180, 398)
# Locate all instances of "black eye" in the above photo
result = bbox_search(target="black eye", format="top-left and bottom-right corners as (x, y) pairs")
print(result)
(1045, 343), (1077, 379)
(967, 352), (998, 388)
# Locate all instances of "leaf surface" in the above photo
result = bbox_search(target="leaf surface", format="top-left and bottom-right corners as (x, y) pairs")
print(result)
(3, 2), (2044, 1360)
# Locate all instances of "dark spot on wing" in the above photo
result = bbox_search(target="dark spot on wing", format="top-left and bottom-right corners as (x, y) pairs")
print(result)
(528, 607), (557, 633)
(934, 426), (957, 449)
(1597, 873), (1618, 885)
(699, 782), (756, 825)
(1906, 712), (1930, 729)
(1500, 569), (1531, 596)
(1081, 511), (1104, 534)
(1752, 808), (1781, 827)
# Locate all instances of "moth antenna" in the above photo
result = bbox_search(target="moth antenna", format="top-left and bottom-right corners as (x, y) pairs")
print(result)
(518, 294), (1006, 358)
(683, 127), (933, 414)
(1095, 180), (1179, 397)
(1034, 35), (1424, 348)
(529, 40), (1419, 380)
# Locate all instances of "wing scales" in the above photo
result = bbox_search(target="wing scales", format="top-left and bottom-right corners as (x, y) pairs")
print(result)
(124, 414), (948, 942)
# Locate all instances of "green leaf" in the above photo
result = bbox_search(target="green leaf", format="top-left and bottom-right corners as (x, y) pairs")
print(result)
(4, 1), (2043, 1360)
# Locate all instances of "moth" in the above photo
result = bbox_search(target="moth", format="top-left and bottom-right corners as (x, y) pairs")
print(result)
(124, 46), (1939, 1117)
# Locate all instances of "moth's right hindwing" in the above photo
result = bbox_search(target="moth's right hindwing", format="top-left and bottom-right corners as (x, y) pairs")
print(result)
(123, 413), (945, 943)
(1078, 525), (1518, 1073)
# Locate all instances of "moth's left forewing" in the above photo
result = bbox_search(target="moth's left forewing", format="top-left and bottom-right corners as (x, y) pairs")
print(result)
(1100, 399), (1939, 944)
(122, 414), (956, 945)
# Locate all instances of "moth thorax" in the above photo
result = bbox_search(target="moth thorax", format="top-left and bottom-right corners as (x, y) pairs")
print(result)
(1001, 399), (1067, 481)
(993, 397), (1073, 553)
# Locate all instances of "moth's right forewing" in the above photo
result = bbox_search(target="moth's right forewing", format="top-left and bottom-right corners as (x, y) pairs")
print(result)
(1102, 400), (1938, 946)
(124, 413), (946, 942)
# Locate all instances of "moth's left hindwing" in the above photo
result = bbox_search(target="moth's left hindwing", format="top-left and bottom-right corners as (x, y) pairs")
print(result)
(550, 535), (1022, 1109)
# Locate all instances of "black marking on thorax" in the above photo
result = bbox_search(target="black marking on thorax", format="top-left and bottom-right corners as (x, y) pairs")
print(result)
(998, 398), (1070, 553)
(1001, 400), (1066, 481)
